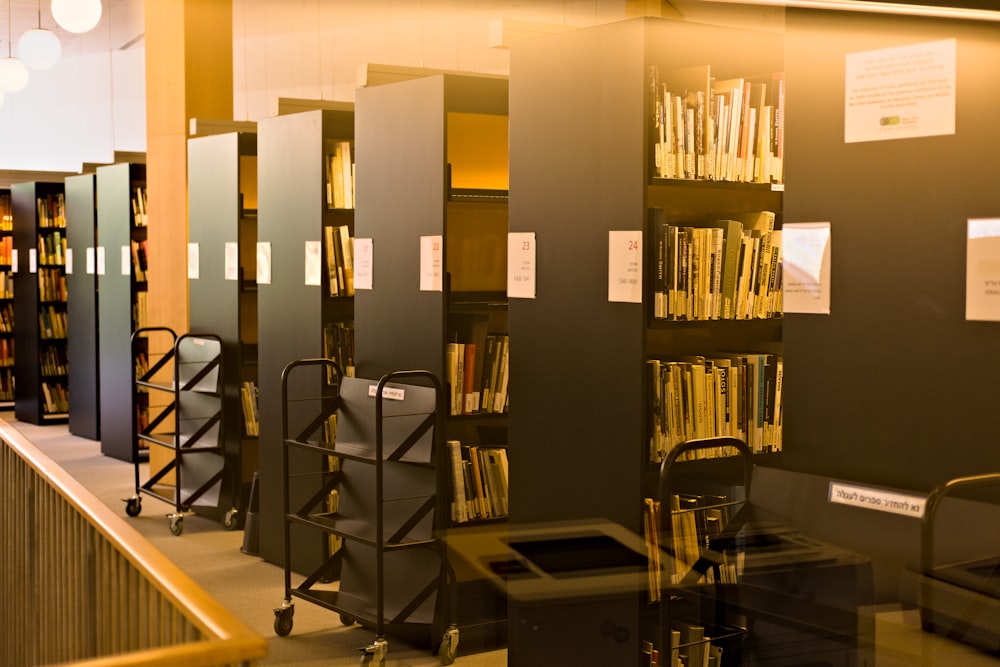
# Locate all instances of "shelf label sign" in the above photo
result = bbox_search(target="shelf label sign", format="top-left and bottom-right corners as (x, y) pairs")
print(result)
(256, 242), (272, 285)
(10, 249), (16, 273)
(829, 481), (925, 518)
(845, 39), (956, 144)
(186, 243), (199, 279)
(507, 232), (536, 299)
(86, 247), (95, 275)
(966, 218), (1000, 321)
(782, 222), (831, 315)
(354, 238), (373, 290)
(29, 248), (37, 274)
(608, 230), (642, 303)
(368, 384), (405, 401)
(122, 245), (132, 276)
(64, 248), (73, 275)
(420, 235), (443, 292)
(96, 247), (105, 276)
(224, 242), (238, 281)
(304, 240), (321, 286)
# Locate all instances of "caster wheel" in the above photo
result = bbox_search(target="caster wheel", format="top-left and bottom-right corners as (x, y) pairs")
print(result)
(169, 516), (184, 536)
(223, 508), (239, 530)
(339, 613), (356, 626)
(124, 497), (142, 517)
(438, 626), (459, 665)
(273, 607), (294, 637)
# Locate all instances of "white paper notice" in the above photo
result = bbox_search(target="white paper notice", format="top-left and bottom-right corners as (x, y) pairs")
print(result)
(224, 242), (239, 281)
(304, 240), (322, 286)
(420, 235), (443, 292)
(86, 247), (95, 275)
(122, 245), (132, 276)
(966, 218), (1000, 321)
(354, 238), (373, 290)
(507, 232), (536, 299)
(65, 248), (73, 275)
(256, 242), (272, 285)
(608, 230), (642, 303)
(10, 249), (16, 273)
(782, 222), (831, 315)
(29, 248), (37, 274)
(96, 246), (106, 276)
(845, 39), (956, 143)
(186, 243), (198, 279)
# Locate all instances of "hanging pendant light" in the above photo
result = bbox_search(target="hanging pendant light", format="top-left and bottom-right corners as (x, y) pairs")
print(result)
(0, 0), (29, 93)
(51, 0), (102, 34)
(19, 0), (61, 70)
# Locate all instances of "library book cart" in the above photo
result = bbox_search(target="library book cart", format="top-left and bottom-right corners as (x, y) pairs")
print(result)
(273, 358), (459, 666)
(123, 326), (234, 536)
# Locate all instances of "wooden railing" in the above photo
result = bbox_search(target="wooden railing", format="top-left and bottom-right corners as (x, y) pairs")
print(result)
(0, 419), (267, 667)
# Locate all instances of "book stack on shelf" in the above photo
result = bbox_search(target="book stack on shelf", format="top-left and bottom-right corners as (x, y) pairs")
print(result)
(325, 139), (355, 210)
(240, 380), (259, 437)
(37, 191), (69, 420)
(447, 440), (509, 524)
(0, 191), (12, 405)
(444, 332), (509, 416)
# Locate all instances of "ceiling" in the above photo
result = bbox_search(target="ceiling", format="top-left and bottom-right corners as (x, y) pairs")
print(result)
(1, 0), (143, 56)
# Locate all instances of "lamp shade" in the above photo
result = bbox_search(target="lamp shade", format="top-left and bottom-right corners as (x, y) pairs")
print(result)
(0, 57), (29, 93)
(51, 0), (102, 34)
(18, 28), (62, 70)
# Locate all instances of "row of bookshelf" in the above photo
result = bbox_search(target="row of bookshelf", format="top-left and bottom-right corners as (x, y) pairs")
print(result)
(323, 224), (354, 297)
(0, 235), (11, 265)
(445, 332), (509, 416)
(39, 306), (67, 339)
(37, 230), (66, 266)
(131, 239), (148, 281)
(650, 66), (784, 185)
(322, 321), (355, 379)
(0, 302), (11, 331)
(37, 193), (66, 229)
(447, 440), (509, 524)
(41, 381), (68, 413)
(241, 380), (260, 437)
(652, 209), (781, 322)
(38, 267), (67, 302)
(0, 192), (10, 230)
(647, 353), (782, 463)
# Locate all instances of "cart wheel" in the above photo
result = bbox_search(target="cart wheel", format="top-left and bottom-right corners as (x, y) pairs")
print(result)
(438, 625), (459, 665)
(359, 637), (387, 666)
(124, 497), (142, 517)
(169, 515), (184, 536)
(223, 508), (239, 530)
(339, 613), (356, 626)
(273, 607), (294, 637)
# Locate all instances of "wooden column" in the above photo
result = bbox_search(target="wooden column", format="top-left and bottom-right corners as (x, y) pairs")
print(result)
(144, 0), (233, 334)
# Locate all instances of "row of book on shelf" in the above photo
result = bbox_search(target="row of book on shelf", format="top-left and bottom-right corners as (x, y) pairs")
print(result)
(41, 346), (68, 376)
(37, 194), (66, 228)
(325, 140), (355, 210)
(133, 292), (148, 330)
(240, 380), (260, 437)
(132, 187), (148, 227)
(39, 305), (67, 339)
(38, 268), (67, 302)
(0, 303), (11, 331)
(650, 65), (784, 185)
(0, 338), (12, 366)
(445, 333), (509, 416)
(0, 235), (12, 265)
(37, 231), (66, 266)
(648, 352), (782, 463)
(652, 209), (780, 321)
(447, 440), (508, 524)
(131, 239), (149, 281)
(323, 224), (354, 298)
(0, 368), (12, 401)
(323, 321), (355, 381)
(41, 381), (68, 414)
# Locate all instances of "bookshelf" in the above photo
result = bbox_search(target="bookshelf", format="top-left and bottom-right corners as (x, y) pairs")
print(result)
(64, 174), (100, 439)
(12, 181), (69, 424)
(354, 71), (510, 644)
(507, 17), (783, 664)
(0, 190), (12, 409)
(96, 163), (149, 462)
(256, 106), (356, 573)
(188, 131), (259, 527)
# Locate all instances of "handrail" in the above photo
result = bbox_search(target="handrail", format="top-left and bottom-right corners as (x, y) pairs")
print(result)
(0, 418), (267, 667)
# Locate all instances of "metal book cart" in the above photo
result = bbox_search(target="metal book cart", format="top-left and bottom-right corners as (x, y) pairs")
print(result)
(123, 327), (233, 536)
(919, 472), (1000, 652)
(273, 358), (458, 666)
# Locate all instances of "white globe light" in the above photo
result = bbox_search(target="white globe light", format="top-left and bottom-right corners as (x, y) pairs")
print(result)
(18, 28), (62, 70)
(0, 58), (29, 93)
(51, 0), (102, 34)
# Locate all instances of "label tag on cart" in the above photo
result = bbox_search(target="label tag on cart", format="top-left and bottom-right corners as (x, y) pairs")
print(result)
(368, 385), (405, 401)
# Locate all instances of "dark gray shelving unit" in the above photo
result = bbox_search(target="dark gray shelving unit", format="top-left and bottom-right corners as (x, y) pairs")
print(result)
(354, 72), (510, 649)
(97, 163), (148, 462)
(508, 17), (783, 664)
(0, 189), (13, 409)
(256, 107), (356, 574)
(12, 181), (68, 425)
(64, 173), (100, 440)
(188, 130), (259, 527)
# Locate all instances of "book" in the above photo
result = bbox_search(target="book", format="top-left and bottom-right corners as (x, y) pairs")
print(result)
(338, 225), (354, 297)
(447, 440), (469, 523)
